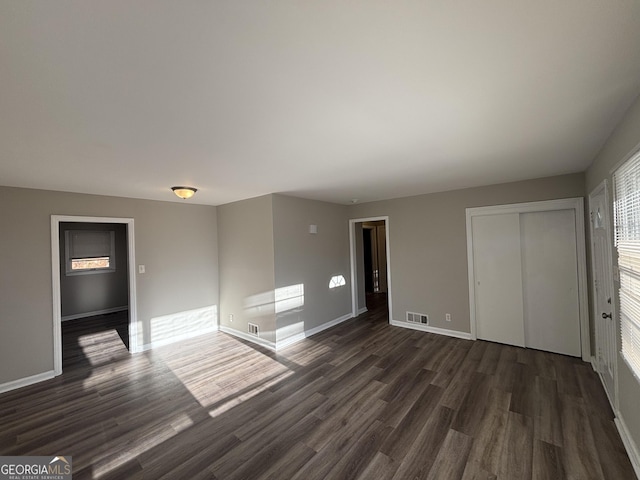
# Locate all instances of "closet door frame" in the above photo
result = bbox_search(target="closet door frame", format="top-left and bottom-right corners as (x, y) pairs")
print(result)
(466, 197), (590, 361)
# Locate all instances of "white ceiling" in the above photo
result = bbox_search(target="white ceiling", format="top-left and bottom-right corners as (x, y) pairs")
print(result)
(1, 1), (640, 206)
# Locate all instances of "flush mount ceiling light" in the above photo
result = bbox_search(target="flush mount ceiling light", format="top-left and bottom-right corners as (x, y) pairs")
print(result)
(171, 186), (197, 200)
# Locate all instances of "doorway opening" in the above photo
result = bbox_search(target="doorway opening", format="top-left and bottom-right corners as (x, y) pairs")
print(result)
(59, 222), (130, 370)
(51, 216), (138, 376)
(349, 216), (392, 322)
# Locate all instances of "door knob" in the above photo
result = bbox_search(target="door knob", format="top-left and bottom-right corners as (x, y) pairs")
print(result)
(602, 312), (612, 319)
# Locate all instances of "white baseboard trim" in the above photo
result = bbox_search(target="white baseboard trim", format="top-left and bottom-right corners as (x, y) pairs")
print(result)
(62, 306), (128, 322)
(390, 319), (472, 340)
(590, 356), (638, 477)
(590, 356), (617, 410)
(357, 307), (368, 316)
(276, 313), (353, 350)
(615, 414), (640, 479)
(276, 331), (306, 350)
(0, 370), (55, 394)
(219, 326), (277, 351)
(138, 326), (218, 352)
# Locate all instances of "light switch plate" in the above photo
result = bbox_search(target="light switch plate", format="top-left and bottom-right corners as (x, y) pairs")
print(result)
(138, 265), (145, 274)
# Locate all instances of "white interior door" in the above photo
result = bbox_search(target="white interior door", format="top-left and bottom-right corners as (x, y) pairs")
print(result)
(472, 213), (525, 347)
(520, 209), (581, 357)
(589, 183), (616, 404)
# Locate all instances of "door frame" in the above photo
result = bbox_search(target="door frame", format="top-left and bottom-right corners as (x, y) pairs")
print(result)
(349, 216), (392, 321)
(466, 197), (590, 361)
(51, 215), (138, 375)
(588, 180), (618, 408)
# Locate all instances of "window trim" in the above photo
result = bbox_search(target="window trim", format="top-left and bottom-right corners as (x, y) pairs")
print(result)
(613, 146), (640, 381)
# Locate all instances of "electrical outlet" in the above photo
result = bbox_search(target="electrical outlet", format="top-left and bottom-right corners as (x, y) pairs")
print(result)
(229, 314), (234, 322)
(446, 313), (451, 322)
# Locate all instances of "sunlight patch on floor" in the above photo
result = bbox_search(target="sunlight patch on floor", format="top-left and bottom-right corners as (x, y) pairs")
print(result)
(208, 369), (294, 418)
(277, 340), (333, 366)
(157, 333), (294, 410)
(77, 330), (127, 366)
(91, 413), (193, 478)
(81, 356), (151, 390)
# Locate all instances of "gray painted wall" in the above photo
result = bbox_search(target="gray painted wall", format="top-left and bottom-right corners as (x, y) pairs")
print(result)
(348, 173), (585, 333)
(59, 222), (128, 318)
(218, 195), (277, 344)
(272, 194), (351, 342)
(585, 94), (640, 458)
(0, 186), (219, 384)
(217, 194), (352, 346)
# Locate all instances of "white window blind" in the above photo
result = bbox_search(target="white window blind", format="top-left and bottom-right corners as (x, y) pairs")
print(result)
(68, 230), (113, 259)
(614, 149), (640, 379)
(65, 230), (116, 275)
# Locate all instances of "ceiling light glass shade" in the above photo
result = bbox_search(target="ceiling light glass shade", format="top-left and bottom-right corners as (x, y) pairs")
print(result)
(171, 186), (197, 199)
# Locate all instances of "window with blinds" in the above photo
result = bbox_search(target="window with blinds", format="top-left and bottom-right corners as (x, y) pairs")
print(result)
(614, 148), (640, 379)
(65, 230), (116, 275)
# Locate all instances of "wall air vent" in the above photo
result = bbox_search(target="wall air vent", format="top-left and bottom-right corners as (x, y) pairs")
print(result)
(248, 323), (259, 336)
(407, 312), (429, 325)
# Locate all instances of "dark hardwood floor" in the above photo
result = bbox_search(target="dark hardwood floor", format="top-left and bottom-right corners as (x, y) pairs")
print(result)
(0, 297), (635, 479)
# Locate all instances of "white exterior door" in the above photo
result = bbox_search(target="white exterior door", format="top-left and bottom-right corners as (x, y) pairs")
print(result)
(589, 182), (616, 404)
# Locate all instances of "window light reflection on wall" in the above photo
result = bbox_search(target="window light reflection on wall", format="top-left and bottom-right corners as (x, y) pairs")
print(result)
(329, 275), (346, 289)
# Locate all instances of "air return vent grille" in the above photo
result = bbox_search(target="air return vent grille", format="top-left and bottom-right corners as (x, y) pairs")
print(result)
(407, 312), (429, 325)
(248, 323), (259, 336)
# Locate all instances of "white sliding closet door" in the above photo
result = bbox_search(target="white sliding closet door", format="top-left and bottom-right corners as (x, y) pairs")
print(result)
(472, 213), (525, 347)
(467, 199), (586, 358)
(520, 209), (581, 357)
